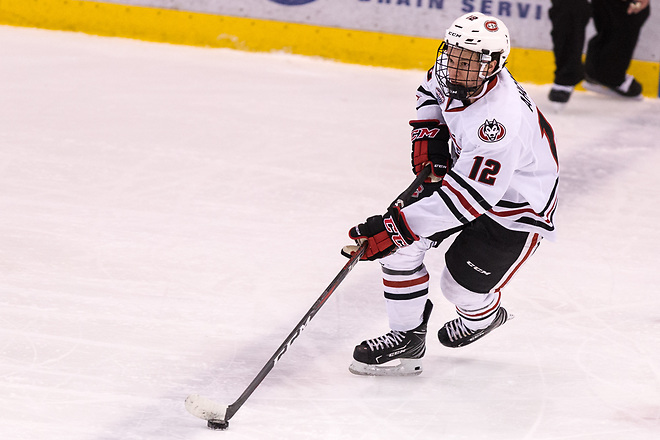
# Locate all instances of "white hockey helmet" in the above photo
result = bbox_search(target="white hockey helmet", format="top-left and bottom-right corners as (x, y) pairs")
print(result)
(435, 13), (511, 100)
(444, 12), (510, 76)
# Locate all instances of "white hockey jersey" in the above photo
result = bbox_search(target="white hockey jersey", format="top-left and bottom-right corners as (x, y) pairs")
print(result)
(403, 67), (559, 241)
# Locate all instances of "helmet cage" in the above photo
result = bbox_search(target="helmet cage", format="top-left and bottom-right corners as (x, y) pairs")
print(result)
(435, 41), (499, 101)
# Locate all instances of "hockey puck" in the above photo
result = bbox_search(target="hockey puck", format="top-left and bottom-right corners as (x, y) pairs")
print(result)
(207, 419), (229, 430)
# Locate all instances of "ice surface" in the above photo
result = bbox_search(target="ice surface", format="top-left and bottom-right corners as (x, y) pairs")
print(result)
(0, 25), (658, 440)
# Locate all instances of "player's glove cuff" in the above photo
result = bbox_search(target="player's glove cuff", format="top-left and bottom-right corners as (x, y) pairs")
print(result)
(410, 119), (451, 182)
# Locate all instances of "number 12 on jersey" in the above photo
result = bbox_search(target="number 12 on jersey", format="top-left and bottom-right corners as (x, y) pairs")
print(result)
(468, 156), (501, 185)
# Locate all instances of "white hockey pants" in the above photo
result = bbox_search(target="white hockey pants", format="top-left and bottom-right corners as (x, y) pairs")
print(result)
(380, 237), (502, 332)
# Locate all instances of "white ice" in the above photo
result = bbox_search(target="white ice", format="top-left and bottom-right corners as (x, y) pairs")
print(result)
(0, 25), (659, 440)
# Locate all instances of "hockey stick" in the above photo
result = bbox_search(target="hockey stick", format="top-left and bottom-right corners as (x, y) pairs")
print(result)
(185, 242), (366, 430)
(185, 166), (431, 430)
(392, 164), (431, 208)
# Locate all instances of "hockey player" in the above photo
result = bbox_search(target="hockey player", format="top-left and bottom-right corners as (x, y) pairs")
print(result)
(342, 13), (559, 376)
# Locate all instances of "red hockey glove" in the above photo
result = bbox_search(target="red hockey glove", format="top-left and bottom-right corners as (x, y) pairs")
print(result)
(341, 206), (418, 261)
(410, 119), (451, 182)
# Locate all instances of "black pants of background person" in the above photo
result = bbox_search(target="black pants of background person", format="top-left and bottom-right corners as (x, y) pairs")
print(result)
(549, 0), (650, 89)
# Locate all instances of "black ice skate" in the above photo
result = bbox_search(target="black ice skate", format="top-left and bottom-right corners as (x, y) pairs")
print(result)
(438, 307), (510, 348)
(349, 300), (433, 376)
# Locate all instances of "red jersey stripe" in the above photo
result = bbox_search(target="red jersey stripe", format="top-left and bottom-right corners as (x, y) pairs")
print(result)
(443, 179), (482, 218)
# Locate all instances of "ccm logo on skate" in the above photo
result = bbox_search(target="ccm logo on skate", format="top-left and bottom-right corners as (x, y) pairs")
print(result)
(387, 346), (409, 358)
(467, 261), (491, 275)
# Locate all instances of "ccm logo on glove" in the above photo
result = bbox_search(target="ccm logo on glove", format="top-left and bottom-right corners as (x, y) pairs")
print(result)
(383, 217), (408, 248)
(342, 206), (419, 261)
(410, 119), (452, 182)
(411, 127), (442, 141)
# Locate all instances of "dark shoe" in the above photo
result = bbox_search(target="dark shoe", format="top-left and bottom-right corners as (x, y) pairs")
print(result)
(548, 84), (573, 103)
(438, 307), (509, 348)
(584, 74), (643, 99)
(615, 74), (642, 97)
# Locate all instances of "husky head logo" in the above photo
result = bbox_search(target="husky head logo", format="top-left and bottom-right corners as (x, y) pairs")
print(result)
(478, 119), (506, 143)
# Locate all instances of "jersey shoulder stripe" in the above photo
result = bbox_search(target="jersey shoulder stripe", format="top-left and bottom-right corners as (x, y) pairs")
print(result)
(416, 86), (439, 111)
(417, 85), (435, 98)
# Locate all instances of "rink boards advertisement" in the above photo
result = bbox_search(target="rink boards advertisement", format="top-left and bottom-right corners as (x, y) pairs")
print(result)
(92, 0), (555, 51)
(1, 0), (659, 96)
(81, 0), (660, 61)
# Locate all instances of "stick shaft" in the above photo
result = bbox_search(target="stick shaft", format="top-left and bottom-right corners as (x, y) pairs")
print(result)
(393, 165), (431, 208)
(224, 242), (367, 421)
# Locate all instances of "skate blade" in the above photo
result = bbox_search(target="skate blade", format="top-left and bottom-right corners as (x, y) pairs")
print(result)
(348, 358), (423, 377)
